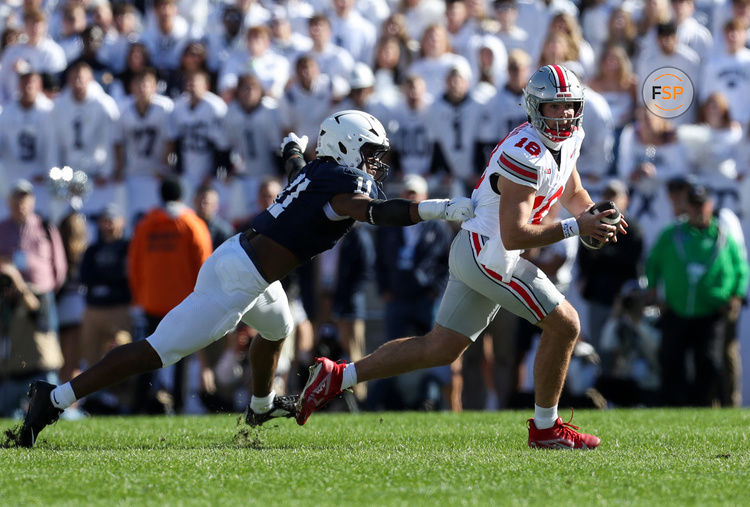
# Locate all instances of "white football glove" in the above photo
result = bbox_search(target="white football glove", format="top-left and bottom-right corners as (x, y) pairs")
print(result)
(445, 196), (475, 221)
(417, 197), (475, 222)
(280, 132), (309, 155)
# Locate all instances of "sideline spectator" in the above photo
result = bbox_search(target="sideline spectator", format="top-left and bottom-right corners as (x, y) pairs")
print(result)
(0, 261), (63, 418)
(56, 211), (89, 383)
(577, 179), (644, 349)
(193, 184), (235, 249)
(79, 204), (132, 373)
(127, 176), (212, 413)
(647, 183), (748, 406)
(372, 174), (454, 409)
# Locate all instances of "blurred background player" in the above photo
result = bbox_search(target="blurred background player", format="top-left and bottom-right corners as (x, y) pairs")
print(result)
(114, 67), (174, 230)
(0, 64), (58, 221)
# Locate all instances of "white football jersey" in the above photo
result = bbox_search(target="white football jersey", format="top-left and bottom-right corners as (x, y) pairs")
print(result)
(426, 93), (488, 181)
(463, 122), (585, 239)
(224, 97), (282, 178)
(279, 77), (334, 145)
(482, 87), (527, 144)
(0, 94), (59, 186)
(55, 87), (120, 176)
(387, 103), (433, 176)
(114, 94), (174, 178)
(169, 91), (228, 182)
(0, 39), (67, 105)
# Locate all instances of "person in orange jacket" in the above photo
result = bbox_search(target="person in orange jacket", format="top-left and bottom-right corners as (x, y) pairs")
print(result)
(127, 176), (212, 412)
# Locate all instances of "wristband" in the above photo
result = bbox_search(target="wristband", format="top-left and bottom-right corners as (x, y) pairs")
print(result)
(561, 217), (580, 238)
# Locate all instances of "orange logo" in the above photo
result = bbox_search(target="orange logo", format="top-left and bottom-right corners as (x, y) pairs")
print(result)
(641, 67), (694, 119)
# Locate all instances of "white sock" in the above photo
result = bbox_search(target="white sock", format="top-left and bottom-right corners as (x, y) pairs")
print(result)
(50, 382), (76, 409)
(250, 391), (276, 414)
(534, 404), (559, 430)
(340, 363), (357, 390)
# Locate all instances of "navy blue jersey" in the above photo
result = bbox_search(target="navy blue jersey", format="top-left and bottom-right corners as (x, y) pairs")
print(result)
(250, 159), (380, 260)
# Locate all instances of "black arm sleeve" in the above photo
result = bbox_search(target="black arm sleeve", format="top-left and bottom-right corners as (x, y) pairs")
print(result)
(366, 198), (417, 226)
(282, 142), (306, 181)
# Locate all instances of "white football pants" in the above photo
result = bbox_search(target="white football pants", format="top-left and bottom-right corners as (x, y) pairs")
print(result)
(147, 234), (294, 367)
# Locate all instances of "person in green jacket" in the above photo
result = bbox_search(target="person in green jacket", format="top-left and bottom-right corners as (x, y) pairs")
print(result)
(647, 183), (748, 406)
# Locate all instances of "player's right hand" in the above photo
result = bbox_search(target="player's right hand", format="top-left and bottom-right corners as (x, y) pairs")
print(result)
(576, 208), (618, 243)
(280, 133), (308, 154)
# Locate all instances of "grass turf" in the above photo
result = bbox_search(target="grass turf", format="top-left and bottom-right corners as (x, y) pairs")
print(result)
(1, 409), (749, 506)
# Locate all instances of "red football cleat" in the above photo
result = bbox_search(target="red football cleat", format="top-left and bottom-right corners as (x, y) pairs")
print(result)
(296, 357), (346, 425)
(528, 412), (600, 449)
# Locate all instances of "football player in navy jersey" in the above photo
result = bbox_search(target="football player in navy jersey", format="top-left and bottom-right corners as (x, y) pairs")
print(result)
(16, 110), (475, 447)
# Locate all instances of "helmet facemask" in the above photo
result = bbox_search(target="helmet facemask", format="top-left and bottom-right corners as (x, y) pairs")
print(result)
(536, 100), (584, 143)
(359, 142), (390, 183)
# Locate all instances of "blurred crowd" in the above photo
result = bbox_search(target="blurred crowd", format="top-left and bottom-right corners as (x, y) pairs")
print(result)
(1, 0), (750, 418)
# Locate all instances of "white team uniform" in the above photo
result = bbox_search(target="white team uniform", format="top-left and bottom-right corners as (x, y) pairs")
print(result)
(279, 76), (334, 147)
(387, 103), (434, 176)
(55, 85), (122, 220)
(434, 122), (584, 334)
(426, 93), (488, 184)
(0, 39), (67, 105)
(115, 94), (174, 226)
(465, 122), (583, 240)
(169, 91), (228, 202)
(0, 94), (59, 220)
(218, 49), (291, 99)
(223, 97), (283, 221)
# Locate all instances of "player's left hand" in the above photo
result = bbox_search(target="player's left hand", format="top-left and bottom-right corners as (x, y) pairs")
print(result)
(280, 133), (308, 154)
(445, 196), (475, 221)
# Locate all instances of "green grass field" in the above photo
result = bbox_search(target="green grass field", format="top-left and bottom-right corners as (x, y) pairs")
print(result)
(1, 409), (749, 506)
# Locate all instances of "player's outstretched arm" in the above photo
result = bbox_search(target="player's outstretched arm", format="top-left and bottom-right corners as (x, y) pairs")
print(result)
(329, 193), (474, 226)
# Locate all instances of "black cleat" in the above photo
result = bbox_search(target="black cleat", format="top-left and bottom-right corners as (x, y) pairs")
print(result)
(19, 381), (63, 448)
(244, 395), (299, 427)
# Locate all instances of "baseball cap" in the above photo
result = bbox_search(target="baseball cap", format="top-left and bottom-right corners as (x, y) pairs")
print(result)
(402, 174), (428, 195)
(11, 178), (34, 196)
(686, 182), (710, 206)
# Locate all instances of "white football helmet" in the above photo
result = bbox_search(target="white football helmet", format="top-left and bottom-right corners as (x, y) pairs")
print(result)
(316, 110), (390, 182)
(523, 65), (584, 149)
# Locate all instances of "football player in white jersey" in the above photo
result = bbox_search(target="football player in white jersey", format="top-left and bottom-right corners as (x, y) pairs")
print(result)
(298, 65), (628, 449)
(167, 69), (229, 204)
(0, 67), (59, 220)
(223, 74), (284, 223)
(113, 67), (174, 228)
(55, 61), (121, 220)
(426, 63), (488, 191)
(387, 75), (433, 177)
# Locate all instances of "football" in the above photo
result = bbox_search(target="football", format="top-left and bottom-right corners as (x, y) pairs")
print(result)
(580, 200), (622, 250)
